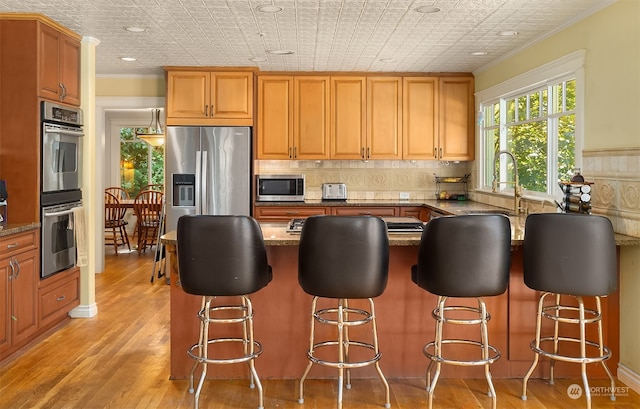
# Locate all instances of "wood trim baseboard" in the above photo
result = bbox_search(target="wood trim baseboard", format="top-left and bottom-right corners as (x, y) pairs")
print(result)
(618, 363), (640, 395)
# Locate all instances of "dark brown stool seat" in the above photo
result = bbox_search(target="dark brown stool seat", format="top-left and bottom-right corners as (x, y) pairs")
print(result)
(411, 214), (512, 409)
(177, 215), (272, 409)
(521, 213), (617, 409)
(297, 215), (391, 409)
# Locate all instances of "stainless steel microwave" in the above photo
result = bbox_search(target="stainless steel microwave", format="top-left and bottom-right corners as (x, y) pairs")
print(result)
(256, 174), (305, 202)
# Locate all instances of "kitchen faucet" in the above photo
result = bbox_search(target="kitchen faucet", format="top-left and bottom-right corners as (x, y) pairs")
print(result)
(492, 150), (525, 214)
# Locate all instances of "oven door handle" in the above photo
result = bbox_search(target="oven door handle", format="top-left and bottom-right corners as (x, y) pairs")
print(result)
(43, 207), (78, 217)
(43, 125), (84, 137)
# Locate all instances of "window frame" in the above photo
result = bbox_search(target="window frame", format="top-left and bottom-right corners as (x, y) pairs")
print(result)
(475, 50), (585, 199)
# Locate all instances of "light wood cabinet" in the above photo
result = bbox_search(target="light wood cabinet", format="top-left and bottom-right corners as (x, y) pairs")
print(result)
(38, 23), (81, 106)
(438, 76), (475, 161)
(294, 76), (330, 160)
(254, 206), (328, 222)
(257, 75), (331, 160)
(256, 76), (293, 159)
(330, 76), (367, 160)
(403, 77), (438, 159)
(367, 77), (402, 159)
(0, 230), (39, 358)
(166, 70), (253, 125)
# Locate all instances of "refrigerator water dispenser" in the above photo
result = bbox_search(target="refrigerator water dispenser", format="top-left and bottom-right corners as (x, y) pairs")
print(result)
(172, 174), (195, 207)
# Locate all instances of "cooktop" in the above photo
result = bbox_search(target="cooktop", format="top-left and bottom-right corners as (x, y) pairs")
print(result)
(286, 216), (424, 234)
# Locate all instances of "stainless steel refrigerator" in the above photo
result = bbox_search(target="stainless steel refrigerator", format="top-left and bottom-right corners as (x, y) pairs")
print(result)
(165, 126), (251, 232)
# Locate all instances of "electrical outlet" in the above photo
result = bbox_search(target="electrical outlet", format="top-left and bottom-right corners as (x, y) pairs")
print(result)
(399, 192), (410, 200)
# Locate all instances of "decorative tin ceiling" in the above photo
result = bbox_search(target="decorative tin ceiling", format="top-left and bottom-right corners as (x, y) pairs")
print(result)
(0, 0), (610, 76)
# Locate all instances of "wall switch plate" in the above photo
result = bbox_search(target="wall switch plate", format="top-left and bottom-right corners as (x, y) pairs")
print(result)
(399, 192), (410, 200)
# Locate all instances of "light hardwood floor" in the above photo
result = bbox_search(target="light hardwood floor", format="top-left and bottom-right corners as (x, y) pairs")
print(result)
(1, 250), (639, 409)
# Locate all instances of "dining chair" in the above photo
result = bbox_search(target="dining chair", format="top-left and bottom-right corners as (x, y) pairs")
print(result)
(105, 186), (130, 200)
(141, 183), (163, 192)
(104, 191), (130, 254)
(133, 189), (164, 255)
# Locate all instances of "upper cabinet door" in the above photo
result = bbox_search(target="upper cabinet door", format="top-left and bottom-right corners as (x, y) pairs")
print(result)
(439, 76), (475, 161)
(210, 72), (253, 119)
(403, 77), (438, 160)
(166, 71), (210, 119)
(257, 76), (293, 159)
(294, 76), (330, 160)
(59, 34), (80, 106)
(38, 23), (81, 106)
(367, 77), (402, 160)
(330, 76), (366, 160)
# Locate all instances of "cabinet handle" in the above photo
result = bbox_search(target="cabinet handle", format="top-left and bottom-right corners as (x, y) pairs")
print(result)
(367, 147), (370, 159)
(8, 259), (14, 280)
(361, 147), (365, 159)
(205, 105), (209, 117)
(439, 147), (443, 158)
(293, 147), (297, 159)
(59, 83), (66, 101)
(360, 212), (372, 215)
(434, 147), (437, 159)
(7, 242), (19, 249)
(289, 147), (292, 159)
(285, 211), (299, 215)
(13, 258), (20, 279)
(56, 295), (66, 302)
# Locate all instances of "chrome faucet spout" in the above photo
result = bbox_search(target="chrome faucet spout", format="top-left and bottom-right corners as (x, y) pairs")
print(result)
(492, 150), (524, 214)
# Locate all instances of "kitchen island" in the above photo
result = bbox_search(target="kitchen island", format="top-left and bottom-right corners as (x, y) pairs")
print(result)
(162, 211), (639, 381)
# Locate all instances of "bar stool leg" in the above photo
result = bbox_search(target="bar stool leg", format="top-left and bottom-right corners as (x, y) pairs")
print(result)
(595, 296), (616, 401)
(243, 297), (264, 409)
(549, 293), (561, 385)
(368, 298), (391, 408)
(521, 292), (547, 400)
(342, 299), (352, 390)
(298, 297), (318, 404)
(426, 296), (446, 409)
(189, 296), (207, 394)
(478, 298), (497, 409)
(193, 297), (212, 409)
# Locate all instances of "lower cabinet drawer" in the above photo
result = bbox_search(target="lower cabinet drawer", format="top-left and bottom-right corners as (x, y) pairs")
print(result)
(39, 273), (79, 327)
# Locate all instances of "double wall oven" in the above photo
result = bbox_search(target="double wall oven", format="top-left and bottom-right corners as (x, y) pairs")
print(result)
(40, 101), (84, 279)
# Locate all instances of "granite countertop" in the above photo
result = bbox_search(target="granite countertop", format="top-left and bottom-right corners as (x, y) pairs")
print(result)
(0, 222), (40, 237)
(161, 200), (640, 247)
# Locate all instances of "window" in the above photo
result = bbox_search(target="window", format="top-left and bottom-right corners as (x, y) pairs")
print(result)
(120, 127), (164, 198)
(477, 51), (584, 198)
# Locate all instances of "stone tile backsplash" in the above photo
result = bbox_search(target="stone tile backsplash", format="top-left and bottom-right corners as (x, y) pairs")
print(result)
(255, 160), (473, 201)
(256, 149), (640, 237)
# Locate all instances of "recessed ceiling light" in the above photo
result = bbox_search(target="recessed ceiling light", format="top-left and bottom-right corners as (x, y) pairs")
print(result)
(250, 57), (267, 62)
(380, 58), (396, 63)
(469, 51), (488, 56)
(257, 5), (283, 13)
(268, 49), (294, 55)
(498, 30), (519, 36)
(120, 57), (137, 62)
(125, 26), (146, 33)
(415, 6), (441, 13)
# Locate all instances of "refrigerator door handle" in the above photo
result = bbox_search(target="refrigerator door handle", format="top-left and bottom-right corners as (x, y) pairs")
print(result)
(201, 150), (208, 214)
(195, 150), (202, 214)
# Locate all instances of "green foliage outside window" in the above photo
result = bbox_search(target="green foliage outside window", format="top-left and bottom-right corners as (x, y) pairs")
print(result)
(485, 79), (576, 195)
(120, 128), (164, 198)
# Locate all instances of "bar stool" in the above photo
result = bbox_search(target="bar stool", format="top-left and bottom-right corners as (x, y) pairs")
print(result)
(177, 215), (272, 409)
(411, 214), (512, 409)
(521, 213), (617, 408)
(297, 215), (391, 409)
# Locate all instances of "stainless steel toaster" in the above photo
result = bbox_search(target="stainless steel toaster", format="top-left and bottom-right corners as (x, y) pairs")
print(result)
(322, 183), (347, 200)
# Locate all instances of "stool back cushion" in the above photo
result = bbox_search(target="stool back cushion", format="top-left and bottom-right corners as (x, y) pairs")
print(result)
(412, 214), (511, 297)
(298, 215), (389, 299)
(523, 213), (617, 296)
(177, 215), (272, 296)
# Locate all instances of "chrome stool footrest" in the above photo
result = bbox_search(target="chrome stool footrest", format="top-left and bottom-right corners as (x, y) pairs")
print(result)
(188, 338), (264, 365)
(424, 339), (501, 366)
(308, 340), (382, 368)
(530, 336), (611, 364)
